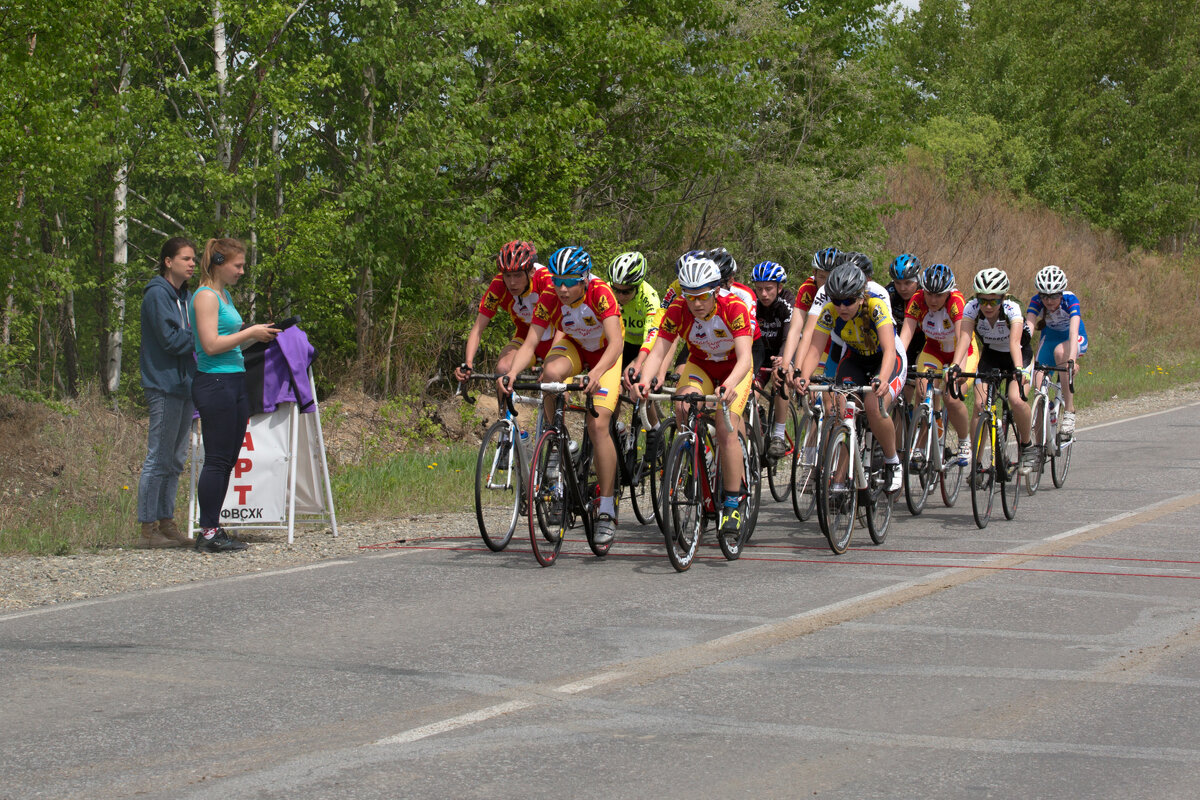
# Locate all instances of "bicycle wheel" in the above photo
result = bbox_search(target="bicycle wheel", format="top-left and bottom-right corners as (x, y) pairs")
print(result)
(790, 407), (819, 522)
(581, 435), (611, 558)
(628, 424), (656, 526)
(473, 420), (521, 551)
(765, 401), (798, 503)
(1025, 395), (1046, 496)
(652, 419), (678, 537)
(819, 426), (856, 554)
(743, 428), (763, 541)
(970, 417), (996, 529)
(940, 418), (964, 507)
(662, 433), (703, 571)
(717, 431), (755, 560)
(904, 406), (935, 516)
(1000, 414), (1021, 520)
(864, 435), (893, 545)
(1051, 415), (1073, 488)
(529, 430), (567, 566)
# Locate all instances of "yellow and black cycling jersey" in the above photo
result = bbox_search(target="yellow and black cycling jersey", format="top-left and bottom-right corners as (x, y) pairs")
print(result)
(814, 296), (895, 357)
(621, 281), (663, 351)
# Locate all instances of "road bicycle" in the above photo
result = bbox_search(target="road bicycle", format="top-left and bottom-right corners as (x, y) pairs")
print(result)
(458, 372), (541, 551)
(903, 367), (965, 515)
(660, 390), (760, 570)
(951, 367), (1024, 528)
(507, 377), (616, 567)
(616, 392), (664, 526)
(751, 368), (800, 504)
(817, 381), (897, 554)
(790, 376), (834, 526)
(1027, 359), (1076, 493)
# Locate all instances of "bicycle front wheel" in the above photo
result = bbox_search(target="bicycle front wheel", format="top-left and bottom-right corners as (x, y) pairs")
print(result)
(629, 424), (656, 526)
(1051, 422), (1073, 488)
(529, 431), (567, 566)
(1000, 414), (1021, 521)
(904, 406), (934, 516)
(652, 419), (678, 537)
(474, 420), (521, 551)
(970, 417), (996, 529)
(1026, 395), (1047, 496)
(662, 433), (703, 572)
(940, 420), (964, 507)
(820, 426), (856, 554)
(865, 435), (893, 545)
(791, 407), (819, 522)
(766, 401), (798, 502)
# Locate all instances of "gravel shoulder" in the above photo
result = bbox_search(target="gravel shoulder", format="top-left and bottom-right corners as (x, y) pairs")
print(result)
(3, 382), (1198, 613)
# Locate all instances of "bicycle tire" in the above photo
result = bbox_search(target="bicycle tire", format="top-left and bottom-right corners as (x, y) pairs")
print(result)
(1025, 394), (1046, 496)
(1051, 423), (1073, 488)
(1000, 414), (1021, 520)
(473, 420), (521, 551)
(864, 434), (893, 545)
(663, 432), (704, 571)
(970, 417), (996, 529)
(904, 406), (934, 516)
(790, 407), (819, 522)
(652, 419), (677, 537)
(820, 425), (856, 554)
(744, 428), (763, 541)
(580, 433), (609, 557)
(717, 431), (755, 560)
(628, 423), (655, 526)
(529, 430), (566, 566)
(940, 419), (964, 507)
(765, 400), (797, 503)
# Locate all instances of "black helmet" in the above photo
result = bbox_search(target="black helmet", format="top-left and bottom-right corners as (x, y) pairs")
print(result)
(844, 252), (874, 280)
(706, 247), (737, 282)
(825, 262), (867, 300)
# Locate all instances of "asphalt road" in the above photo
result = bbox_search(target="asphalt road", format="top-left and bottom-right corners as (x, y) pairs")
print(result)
(4, 401), (1200, 799)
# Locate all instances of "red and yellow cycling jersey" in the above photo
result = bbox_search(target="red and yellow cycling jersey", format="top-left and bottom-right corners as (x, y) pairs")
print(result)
(906, 289), (974, 360)
(478, 267), (555, 351)
(658, 292), (752, 383)
(662, 278), (759, 339)
(532, 277), (622, 367)
(793, 276), (819, 315)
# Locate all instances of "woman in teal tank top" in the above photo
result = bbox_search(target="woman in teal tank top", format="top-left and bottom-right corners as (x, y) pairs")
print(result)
(189, 237), (280, 552)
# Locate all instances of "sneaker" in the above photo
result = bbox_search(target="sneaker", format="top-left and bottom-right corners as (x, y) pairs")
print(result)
(800, 446), (818, 467)
(957, 439), (972, 467)
(593, 513), (617, 546)
(719, 503), (743, 537)
(194, 528), (248, 553)
(1060, 411), (1076, 435)
(1019, 445), (1040, 476)
(885, 463), (903, 493)
(767, 435), (788, 460)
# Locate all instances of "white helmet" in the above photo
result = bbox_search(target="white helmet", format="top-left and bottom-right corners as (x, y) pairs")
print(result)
(1035, 264), (1068, 293)
(973, 267), (1010, 294)
(677, 254), (722, 292)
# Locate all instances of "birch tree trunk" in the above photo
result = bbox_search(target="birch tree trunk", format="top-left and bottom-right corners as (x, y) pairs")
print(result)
(105, 51), (131, 395)
(213, 0), (230, 226)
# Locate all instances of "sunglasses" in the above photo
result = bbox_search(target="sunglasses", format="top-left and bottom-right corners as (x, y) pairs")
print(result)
(683, 289), (717, 301)
(611, 284), (635, 295)
(551, 276), (584, 288)
(830, 296), (860, 307)
(976, 296), (1001, 306)
(1041, 292), (1063, 301)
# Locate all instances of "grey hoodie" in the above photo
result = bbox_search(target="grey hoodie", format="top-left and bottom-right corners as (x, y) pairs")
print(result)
(139, 275), (195, 396)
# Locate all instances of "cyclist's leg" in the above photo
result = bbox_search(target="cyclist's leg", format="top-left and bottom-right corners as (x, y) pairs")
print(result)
(718, 369), (752, 495)
(946, 346), (976, 447)
(539, 342), (579, 427)
(861, 352), (900, 460)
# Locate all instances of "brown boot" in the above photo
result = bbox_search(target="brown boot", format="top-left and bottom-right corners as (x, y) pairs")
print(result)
(158, 518), (191, 546)
(138, 521), (177, 549)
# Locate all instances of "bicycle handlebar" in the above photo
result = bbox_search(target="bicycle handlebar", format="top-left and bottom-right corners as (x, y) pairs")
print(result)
(671, 392), (733, 431)
(949, 368), (1027, 402)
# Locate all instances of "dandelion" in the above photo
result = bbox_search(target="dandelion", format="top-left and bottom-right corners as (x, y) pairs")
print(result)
(122, 485), (129, 490)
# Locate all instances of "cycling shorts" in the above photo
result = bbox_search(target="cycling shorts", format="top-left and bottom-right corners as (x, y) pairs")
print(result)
(916, 349), (977, 395)
(1036, 330), (1088, 367)
(544, 339), (621, 413)
(505, 337), (553, 369)
(676, 359), (753, 417)
(835, 348), (906, 403)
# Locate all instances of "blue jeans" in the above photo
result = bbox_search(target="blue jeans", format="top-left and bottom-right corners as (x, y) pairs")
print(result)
(192, 371), (250, 528)
(137, 389), (194, 523)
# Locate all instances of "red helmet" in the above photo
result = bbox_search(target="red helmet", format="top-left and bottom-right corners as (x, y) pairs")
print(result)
(497, 240), (537, 273)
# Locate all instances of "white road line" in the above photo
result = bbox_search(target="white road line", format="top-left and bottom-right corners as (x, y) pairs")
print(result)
(554, 670), (630, 695)
(1077, 399), (1200, 433)
(372, 699), (536, 746)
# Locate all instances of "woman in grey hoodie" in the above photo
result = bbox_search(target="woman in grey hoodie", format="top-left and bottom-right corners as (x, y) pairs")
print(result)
(136, 237), (197, 547)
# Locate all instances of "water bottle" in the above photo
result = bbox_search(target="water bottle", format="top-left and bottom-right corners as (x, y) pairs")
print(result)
(615, 420), (628, 450)
(844, 400), (858, 420)
(518, 428), (531, 462)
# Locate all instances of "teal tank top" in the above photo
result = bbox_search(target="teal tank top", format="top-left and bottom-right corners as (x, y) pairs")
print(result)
(189, 286), (245, 373)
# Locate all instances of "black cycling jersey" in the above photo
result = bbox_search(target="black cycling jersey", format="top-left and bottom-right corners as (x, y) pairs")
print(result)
(887, 282), (924, 362)
(756, 291), (793, 361)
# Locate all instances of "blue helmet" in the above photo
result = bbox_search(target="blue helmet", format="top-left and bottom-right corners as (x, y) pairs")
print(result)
(888, 253), (922, 281)
(751, 261), (787, 283)
(922, 263), (955, 294)
(548, 246), (591, 278)
(812, 247), (841, 273)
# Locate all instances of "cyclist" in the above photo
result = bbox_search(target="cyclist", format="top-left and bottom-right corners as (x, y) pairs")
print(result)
(1025, 265), (1087, 436)
(887, 253), (925, 376)
(949, 267), (1034, 474)
(794, 262), (905, 493)
(455, 240), (556, 394)
(500, 246), (625, 546)
(899, 262), (976, 466)
(778, 247), (839, 387)
(635, 253), (755, 538)
(751, 260), (794, 459)
(609, 250), (662, 389)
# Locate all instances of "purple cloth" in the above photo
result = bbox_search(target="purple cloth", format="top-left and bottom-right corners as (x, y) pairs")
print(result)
(259, 326), (316, 413)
